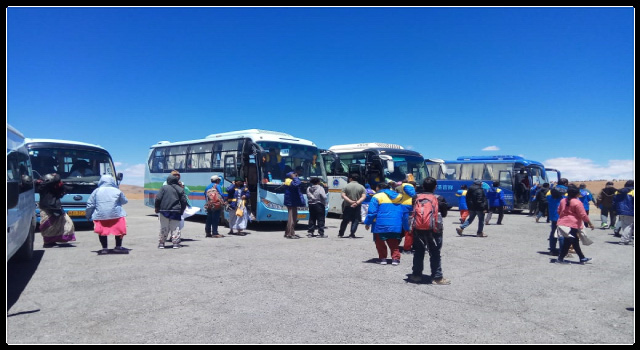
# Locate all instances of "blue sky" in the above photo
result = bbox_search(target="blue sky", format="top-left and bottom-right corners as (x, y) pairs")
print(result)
(7, 6), (634, 186)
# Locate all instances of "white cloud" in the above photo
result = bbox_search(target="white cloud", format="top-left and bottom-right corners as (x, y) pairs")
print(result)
(116, 163), (146, 187)
(543, 157), (634, 181)
(482, 146), (500, 151)
(406, 145), (414, 150)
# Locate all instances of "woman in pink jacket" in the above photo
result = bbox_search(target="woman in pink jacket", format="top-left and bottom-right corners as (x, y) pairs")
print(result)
(556, 184), (595, 264)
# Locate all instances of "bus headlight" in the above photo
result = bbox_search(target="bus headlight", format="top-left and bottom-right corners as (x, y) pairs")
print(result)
(261, 199), (286, 210)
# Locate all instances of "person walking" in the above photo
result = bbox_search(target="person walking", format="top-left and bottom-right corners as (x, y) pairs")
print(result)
(360, 183), (376, 223)
(535, 183), (550, 223)
(86, 174), (129, 254)
(364, 182), (403, 266)
(456, 179), (488, 237)
(547, 178), (569, 256)
(338, 174), (366, 238)
(455, 184), (469, 224)
(579, 183), (597, 226)
(204, 175), (225, 238)
(36, 173), (76, 247)
(226, 178), (250, 236)
(409, 177), (451, 285)
(485, 181), (506, 225)
(284, 171), (305, 239)
(596, 181), (617, 229)
(306, 177), (327, 238)
(155, 174), (188, 249)
(556, 184), (595, 264)
(613, 180), (634, 245)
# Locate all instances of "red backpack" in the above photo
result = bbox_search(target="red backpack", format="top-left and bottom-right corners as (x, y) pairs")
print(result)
(204, 187), (224, 211)
(411, 193), (443, 233)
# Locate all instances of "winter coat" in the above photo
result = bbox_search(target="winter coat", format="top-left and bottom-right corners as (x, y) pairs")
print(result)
(487, 187), (506, 208)
(306, 184), (327, 206)
(226, 183), (250, 210)
(597, 187), (617, 208)
(466, 183), (488, 211)
(36, 173), (69, 216)
(613, 186), (634, 216)
(86, 175), (128, 220)
(364, 189), (403, 236)
(456, 189), (468, 210)
(546, 185), (568, 222)
(155, 175), (187, 215)
(284, 176), (306, 207)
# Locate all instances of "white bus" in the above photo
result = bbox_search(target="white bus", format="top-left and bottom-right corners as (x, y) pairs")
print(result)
(143, 129), (328, 223)
(323, 143), (430, 215)
(25, 139), (123, 224)
(7, 124), (36, 262)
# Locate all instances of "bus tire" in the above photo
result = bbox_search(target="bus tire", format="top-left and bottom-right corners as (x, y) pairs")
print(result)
(12, 216), (35, 262)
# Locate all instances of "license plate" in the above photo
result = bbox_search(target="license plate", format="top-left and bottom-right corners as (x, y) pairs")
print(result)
(68, 210), (86, 217)
(297, 214), (307, 219)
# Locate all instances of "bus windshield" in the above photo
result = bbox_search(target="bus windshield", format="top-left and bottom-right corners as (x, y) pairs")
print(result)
(386, 155), (428, 184)
(29, 147), (116, 183)
(257, 141), (325, 182)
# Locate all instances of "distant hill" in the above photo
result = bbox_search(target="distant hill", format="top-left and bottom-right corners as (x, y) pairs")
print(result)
(120, 184), (144, 199)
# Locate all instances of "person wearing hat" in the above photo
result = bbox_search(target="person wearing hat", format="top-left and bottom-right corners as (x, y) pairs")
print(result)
(204, 175), (225, 238)
(456, 179), (488, 237)
(226, 177), (250, 236)
(284, 171), (306, 239)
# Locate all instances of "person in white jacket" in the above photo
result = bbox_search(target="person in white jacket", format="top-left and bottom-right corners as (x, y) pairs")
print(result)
(86, 174), (129, 254)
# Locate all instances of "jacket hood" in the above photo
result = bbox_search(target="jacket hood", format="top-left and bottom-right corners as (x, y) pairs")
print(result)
(619, 186), (633, 195)
(98, 175), (118, 188)
(380, 189), (400, 200)
(166, 175), (180, 186)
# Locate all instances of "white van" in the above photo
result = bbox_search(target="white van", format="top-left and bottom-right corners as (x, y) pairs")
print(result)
(7, 124), (36, 262)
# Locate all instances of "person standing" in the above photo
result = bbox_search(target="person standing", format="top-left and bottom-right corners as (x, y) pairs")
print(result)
(86, 174), (129, 254)
(226, 178), (250, 236)
(485, 181), (506, 225)
(515, 168), (530, 205)
(364, 182), (403, 265)
(556, 184), (594, 264)
(535, 183), (550, 223)
(455, 184), (469, 224)
(613, 180), (634, 245)
(36, 173), (76, 247)
(360, 183), (376, 223)
(204, 175), (225, 238)
(456, 179), (488, 237)
(409, 177), (451, 284)
(596, 181), (617, 230)
(338, 174), (366, 238)
(547, 178), (569, 256)
(155, 174), (188, 249)
(306, 177), (327, 238)
(283, 171), (305, 239)
(579, 183), (597, 225)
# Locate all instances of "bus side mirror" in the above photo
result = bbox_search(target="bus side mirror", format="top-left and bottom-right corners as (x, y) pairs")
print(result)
(117, 173), (123, 181)
(7, 181), (19, 209)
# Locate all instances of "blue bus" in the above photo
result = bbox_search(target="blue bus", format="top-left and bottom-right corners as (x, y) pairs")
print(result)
(25, 139), (123, 224)
(425, 155), (561, 212)
(144, 129), (328, 224)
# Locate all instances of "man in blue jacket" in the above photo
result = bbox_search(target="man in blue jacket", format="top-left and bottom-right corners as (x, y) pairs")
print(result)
(364, 182), (403, 266)
(613, 180), (634, 245)
(485, 181), (506, 225)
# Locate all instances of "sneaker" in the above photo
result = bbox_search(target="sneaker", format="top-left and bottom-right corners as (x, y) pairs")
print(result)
(432, 277), (451, 285)
(99, 248), (109, 254)
(158, 243), (165, 249)
(205, 233), (213, 238)
(307, 233), (315, 238)
(485, 222), (491, 225)
(293, 234), (302, 238)
(477, 233), (487, 237)
(391, 259), (400, 266)
(556, 259), (570, 264)
(456, 228), (463, 236)
(619, 241), (630, 245)
(317, 234), (326, 238)
(379, 258), (388, 265)
(601, 223), (609, 229)
(113, 246), (129, 254)
(172, 243), (181, 249)
(409, 275), (422, 282)
(580, 257), (592, 264)
(613, 233), (622, 237)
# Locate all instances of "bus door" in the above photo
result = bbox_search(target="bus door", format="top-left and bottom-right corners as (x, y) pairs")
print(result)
(499, 170), (515, 210)
(366, 153), (384, 188)
(242, 141), (260, 217)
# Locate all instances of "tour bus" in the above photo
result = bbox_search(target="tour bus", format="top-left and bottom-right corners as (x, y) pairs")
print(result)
(323, 143), (431, 215)
(143, 129), (328, 223)
(425, 155), (561, 212)
(25, 138), (123, 224)
(7, 124), (36, 262)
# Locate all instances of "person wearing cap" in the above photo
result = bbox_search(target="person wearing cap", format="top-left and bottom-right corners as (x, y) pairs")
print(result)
(456, 179), (488, 237)
(284, 171), (306, 239)
(204, 175), (225, 238)
(596, 181), (617, 230)
(226, 178), (250, 236)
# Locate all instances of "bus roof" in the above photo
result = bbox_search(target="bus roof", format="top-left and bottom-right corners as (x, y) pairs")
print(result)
(7, 124), (26, 151)
(150, 129), (317, 148)
(437, 155), (544, 167)
(329, 143), (404, 152)
(24, 138), (108, 151)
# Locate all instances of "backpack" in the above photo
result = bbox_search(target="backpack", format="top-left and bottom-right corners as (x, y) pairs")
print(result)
(204, 186), (224, 211)
(411, 193), (443, 233)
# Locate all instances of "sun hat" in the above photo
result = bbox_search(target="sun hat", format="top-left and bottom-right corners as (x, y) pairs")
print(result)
(211, 175), (221, 181)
